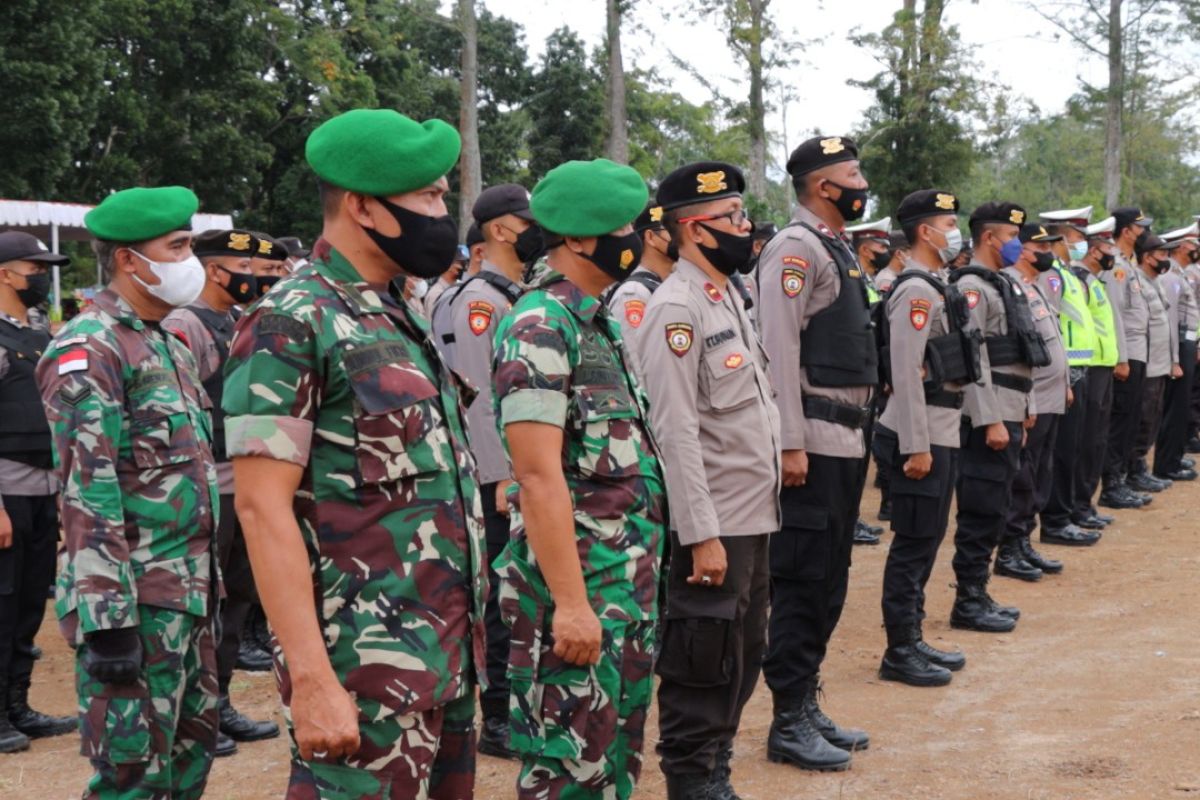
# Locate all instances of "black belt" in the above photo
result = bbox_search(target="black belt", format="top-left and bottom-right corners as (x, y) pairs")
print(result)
(926, 390), (964, 409)
(802, 396), (872, 430)
(990, 371), (1033, 393)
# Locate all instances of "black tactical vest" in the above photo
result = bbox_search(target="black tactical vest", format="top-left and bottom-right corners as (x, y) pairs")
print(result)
(0, 321), (52, 468)
(883, 271), (983, 392)
(950, 266), (1051, 368)
(187, 305), (236, 461)
(793, 222), (879, 387)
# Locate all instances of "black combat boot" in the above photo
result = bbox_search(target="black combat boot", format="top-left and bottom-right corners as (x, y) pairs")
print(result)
(1018, 535), (1063, 574)
(911, 624), (966, 672)
(6, 684), (76, 738)
(0, 683), (30, 754)
(950, 581), (1017, 633)
(707, 743), (742, 800)
(1041, 523), (1101, 547)
(219, 695), (279, 742)
(994, 540), (1043, 582)
(853, 519), (881, 546)
(879, 627), (951, 687)
(803, 679), (869, 752)
(215, 730), (237, 757)
(236, 637), (273, 672)
(766, 693), (851, 771)
(982, 583), (1020, 620)
(665, 773), (719, 800)
(477, 715), (517, 759)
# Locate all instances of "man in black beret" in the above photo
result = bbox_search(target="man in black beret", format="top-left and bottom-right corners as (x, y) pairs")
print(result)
(606, 203), (676, 376)
(248, 231), (290, 298)
(756, 136), (875, 772)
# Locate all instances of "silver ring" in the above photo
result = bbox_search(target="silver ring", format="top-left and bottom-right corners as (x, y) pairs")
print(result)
(701, 575), (713, 586)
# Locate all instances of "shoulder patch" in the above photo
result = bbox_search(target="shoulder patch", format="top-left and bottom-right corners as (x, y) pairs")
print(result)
(782, 255), (809, 270)
(468, 300), (495, 336)
(1047, 274), (1062, 293)
(1114, 268), (1126, 281)
(624, 299), (645, 328)
(782, 267), (805, 298)
(57, 348), (88, 376)
(58, 384), (92, 407)
(910, 298), (931, 331)
(703, 282), (723, 303)
(665, 322), (694, 357)
(964, 289), (981, 309)
(258, 314), (309, 341)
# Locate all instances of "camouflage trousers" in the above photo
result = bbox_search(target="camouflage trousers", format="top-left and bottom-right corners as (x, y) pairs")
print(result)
(286, 692), (477, 800)
(509, 615), (656, 800)
(75, 606), (218, 800)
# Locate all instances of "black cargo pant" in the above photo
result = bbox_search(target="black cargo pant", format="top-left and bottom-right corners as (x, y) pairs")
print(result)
(1104, 359), (1147, 486)
(0, 494), (56, 692)
(1043, 371), (1087, 529)
(479, 481), (512, 721)
(873, 429), (958, 636)
(1006, 413), (1059, 542)
(657, 532), (769, 777)
(763, 453), (865, 701)
(216, 493), (260, 695)
(1155, 340), (1197, 475)
(1131, 374), (1167, 468)
(952, 420), (1023, 583)
(1077, 366), (1114, 515)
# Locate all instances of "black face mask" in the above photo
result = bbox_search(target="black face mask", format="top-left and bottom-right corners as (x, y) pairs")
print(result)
(825, 180), (869, 222)
(256, 274), (282, 298)
(1032, 251), (1056, 272)
(1098, 252), (1116, 271)
(1152, 258), (1170, 275)
(697, 222), (757, 276)
(507, 224), (546, 264)
(581, 231), (644, 282)
(363, 197), (459, 279)
(1190, 249), (1200, 264)
(14, 272), (50, 308)
(215, 265), (258, 305)
(870, 250), (892, 272)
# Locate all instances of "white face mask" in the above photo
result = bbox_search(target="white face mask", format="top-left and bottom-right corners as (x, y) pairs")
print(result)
(410, 278), (429, 300)
(129, 250), (206, 307)
(935, 226), (964, 264)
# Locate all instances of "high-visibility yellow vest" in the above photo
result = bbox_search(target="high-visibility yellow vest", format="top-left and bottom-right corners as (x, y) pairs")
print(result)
(1083, 269), (1119, 366)
(1056, 264), (1096, 365)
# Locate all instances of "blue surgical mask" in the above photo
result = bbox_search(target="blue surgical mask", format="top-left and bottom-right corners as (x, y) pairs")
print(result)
(1000, 237), (1023, 267)
(1068, 241), (1088, 262)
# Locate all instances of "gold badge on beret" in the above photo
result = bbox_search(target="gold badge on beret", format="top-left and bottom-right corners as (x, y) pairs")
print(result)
(258, 239), (273, 255)
(229, 232), (252, 251)
(649, 206), (664, 223)
(696, 171), (728, 195)
(1009, 209), (1025, 224)
(820, 138), (845, 155)
(935, 193), (956, 210)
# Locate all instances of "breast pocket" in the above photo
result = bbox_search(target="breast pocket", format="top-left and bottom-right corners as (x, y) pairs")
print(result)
(570, 385), (640, 479)
(127, 376), (195, 469)
(704, 347), (758, 412)
(347, 359), (453, 484)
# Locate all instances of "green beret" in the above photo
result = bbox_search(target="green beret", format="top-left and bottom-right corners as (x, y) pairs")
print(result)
(305, 109), (461, 196)
(84, 186), (199, 242)
(531, 159), (649, 237)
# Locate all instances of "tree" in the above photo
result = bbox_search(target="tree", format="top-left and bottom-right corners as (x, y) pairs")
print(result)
(603, 0), (629, 163)
(526, 28), (605, 180)
(458, 0), (482, 233)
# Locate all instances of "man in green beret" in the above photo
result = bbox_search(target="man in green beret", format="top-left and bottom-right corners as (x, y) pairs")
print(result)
(223, 108), (487, 799)
(34, 185), (222, 797)
(490, 158), (666, 799)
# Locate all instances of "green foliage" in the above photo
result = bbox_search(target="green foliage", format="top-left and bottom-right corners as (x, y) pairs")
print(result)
(526, 28), (605, 181)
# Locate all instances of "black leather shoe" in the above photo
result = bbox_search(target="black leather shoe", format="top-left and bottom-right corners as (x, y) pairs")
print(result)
(1099, 486), (1142, 509)
(1041, 524), (1101, 547)
(0, 713), (30, 754)
(215, 730), (238, 757)
(1090, 509), (1115, 524)
(878, 499), (892, 521)
(1188, 437), (1200, 454)
(880, 644), (952, 687)
(766, 701), (852, 771)
(950, 582), (1017, 633)
(913, 636), (966, 672)
(1072, 514), (1107, 530)
(7, 685), (76, 738)
(1018, 536), (1063, 574)
(30, 646), (41, 661)
(853, 519), (881, 546)
(1181, 457), (1196, 469)
(219, 696), (279, 742)
(994, 542), (1043, 582)
(708, 743), (742, 800)
(803, 680), (868, 752)
(1129, 472), (1167, 493)
(477, 715), (517, 760)
(1158, 468), (1197, 481)
(236, 637), (274, 672)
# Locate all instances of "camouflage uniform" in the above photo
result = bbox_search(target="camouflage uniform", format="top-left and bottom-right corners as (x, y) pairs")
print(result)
(35, 288), (220, 799)
(222, 242), (487, 799)
(491, 263), (667, 800)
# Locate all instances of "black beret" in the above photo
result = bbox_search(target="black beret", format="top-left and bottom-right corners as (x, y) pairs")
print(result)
(472, 183), (533, 225)
(656, 161), (746, 211)
(968, 201), (1027, 229)
(1112, 206), (1153, 230)
(752, 222), (778, 242)
(194, 229), (258, 258)
(635, 202), (665, 232)
(1018, 223), (1062, 244)
(897, 189), (960, 227)
(465, 223), (484, 248)
(249, 231), (289, 261)
(1134, 231), (1173, 256)
(889, 231), (910, 249)
(276, 236), (308, 258)
(786, 135), (859, 178)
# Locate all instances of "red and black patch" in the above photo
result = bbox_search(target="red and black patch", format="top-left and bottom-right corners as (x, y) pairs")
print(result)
(910, 298), (931, 331)
(704, 282), (723, 303)
(468, 300), (494, 336)
(624, 299), (646, 328)
(964, 289), (980, 309)
(665, 322), (694, 357)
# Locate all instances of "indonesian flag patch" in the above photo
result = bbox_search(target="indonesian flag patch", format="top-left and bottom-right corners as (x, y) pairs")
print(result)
(467, 301), (494, 336)
(910, 298), (931, 331)
(58, 348), (89, 375)
(665, 322), (694, 357)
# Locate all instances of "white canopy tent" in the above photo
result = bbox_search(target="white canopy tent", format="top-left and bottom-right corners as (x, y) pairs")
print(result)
(0, 199), (233, 317)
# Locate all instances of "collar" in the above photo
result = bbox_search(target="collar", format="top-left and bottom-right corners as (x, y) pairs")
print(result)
(312, 246), (393, 316)
(539, 269), (603, 325)
(0, 309), (28, 329)
(792, 204), (844, 239)
(92, 288), (148, 331)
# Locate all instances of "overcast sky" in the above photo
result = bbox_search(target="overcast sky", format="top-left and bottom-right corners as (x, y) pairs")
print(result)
(470, 0), (1108, 167)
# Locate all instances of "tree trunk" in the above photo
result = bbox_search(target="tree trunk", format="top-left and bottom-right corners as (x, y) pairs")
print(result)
(746, 0), (768, 200)
(457, 0), (481, 236)
(604, 0), (629, 164)
(1104, 0), (1123, 208)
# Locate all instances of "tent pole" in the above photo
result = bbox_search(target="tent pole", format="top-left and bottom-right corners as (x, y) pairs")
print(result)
(50, 223), (62, 321)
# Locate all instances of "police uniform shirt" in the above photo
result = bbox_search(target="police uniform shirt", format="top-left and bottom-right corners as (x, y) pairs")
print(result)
(1183, 261), (1200, 315)
(755, 204), (873, 457)
(606, 265), (659, 381)
(878, 262), (963, 453)
(430, 261), (517, 485)
(1037, 267), (1065, 314)
(640, 258), (782, 546)
(1162, 259), (1198, 345)
(874, 265), (899, 293)
(423, 275), (455, 318)
(1003, 267), (1067, 415)
(1101, 252), (1150, 363)
(956, 261), (1037, 424)
(0, 311), (57, 501)
(1143, 271), (1177, 379)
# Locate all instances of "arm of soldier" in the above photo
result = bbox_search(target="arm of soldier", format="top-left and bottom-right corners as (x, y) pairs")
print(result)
(35, 338), (137, 632)
(494, 310), (600, 667)
(888, 285), (933, 476)
(639, 299), (727, 586)
(960, 284), (1001, 429)
(162, 307), (216, 381)
(224, 309), (360, 761)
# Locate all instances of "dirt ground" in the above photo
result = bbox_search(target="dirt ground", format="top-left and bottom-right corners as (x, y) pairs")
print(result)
(3, 473), (1199, 800)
